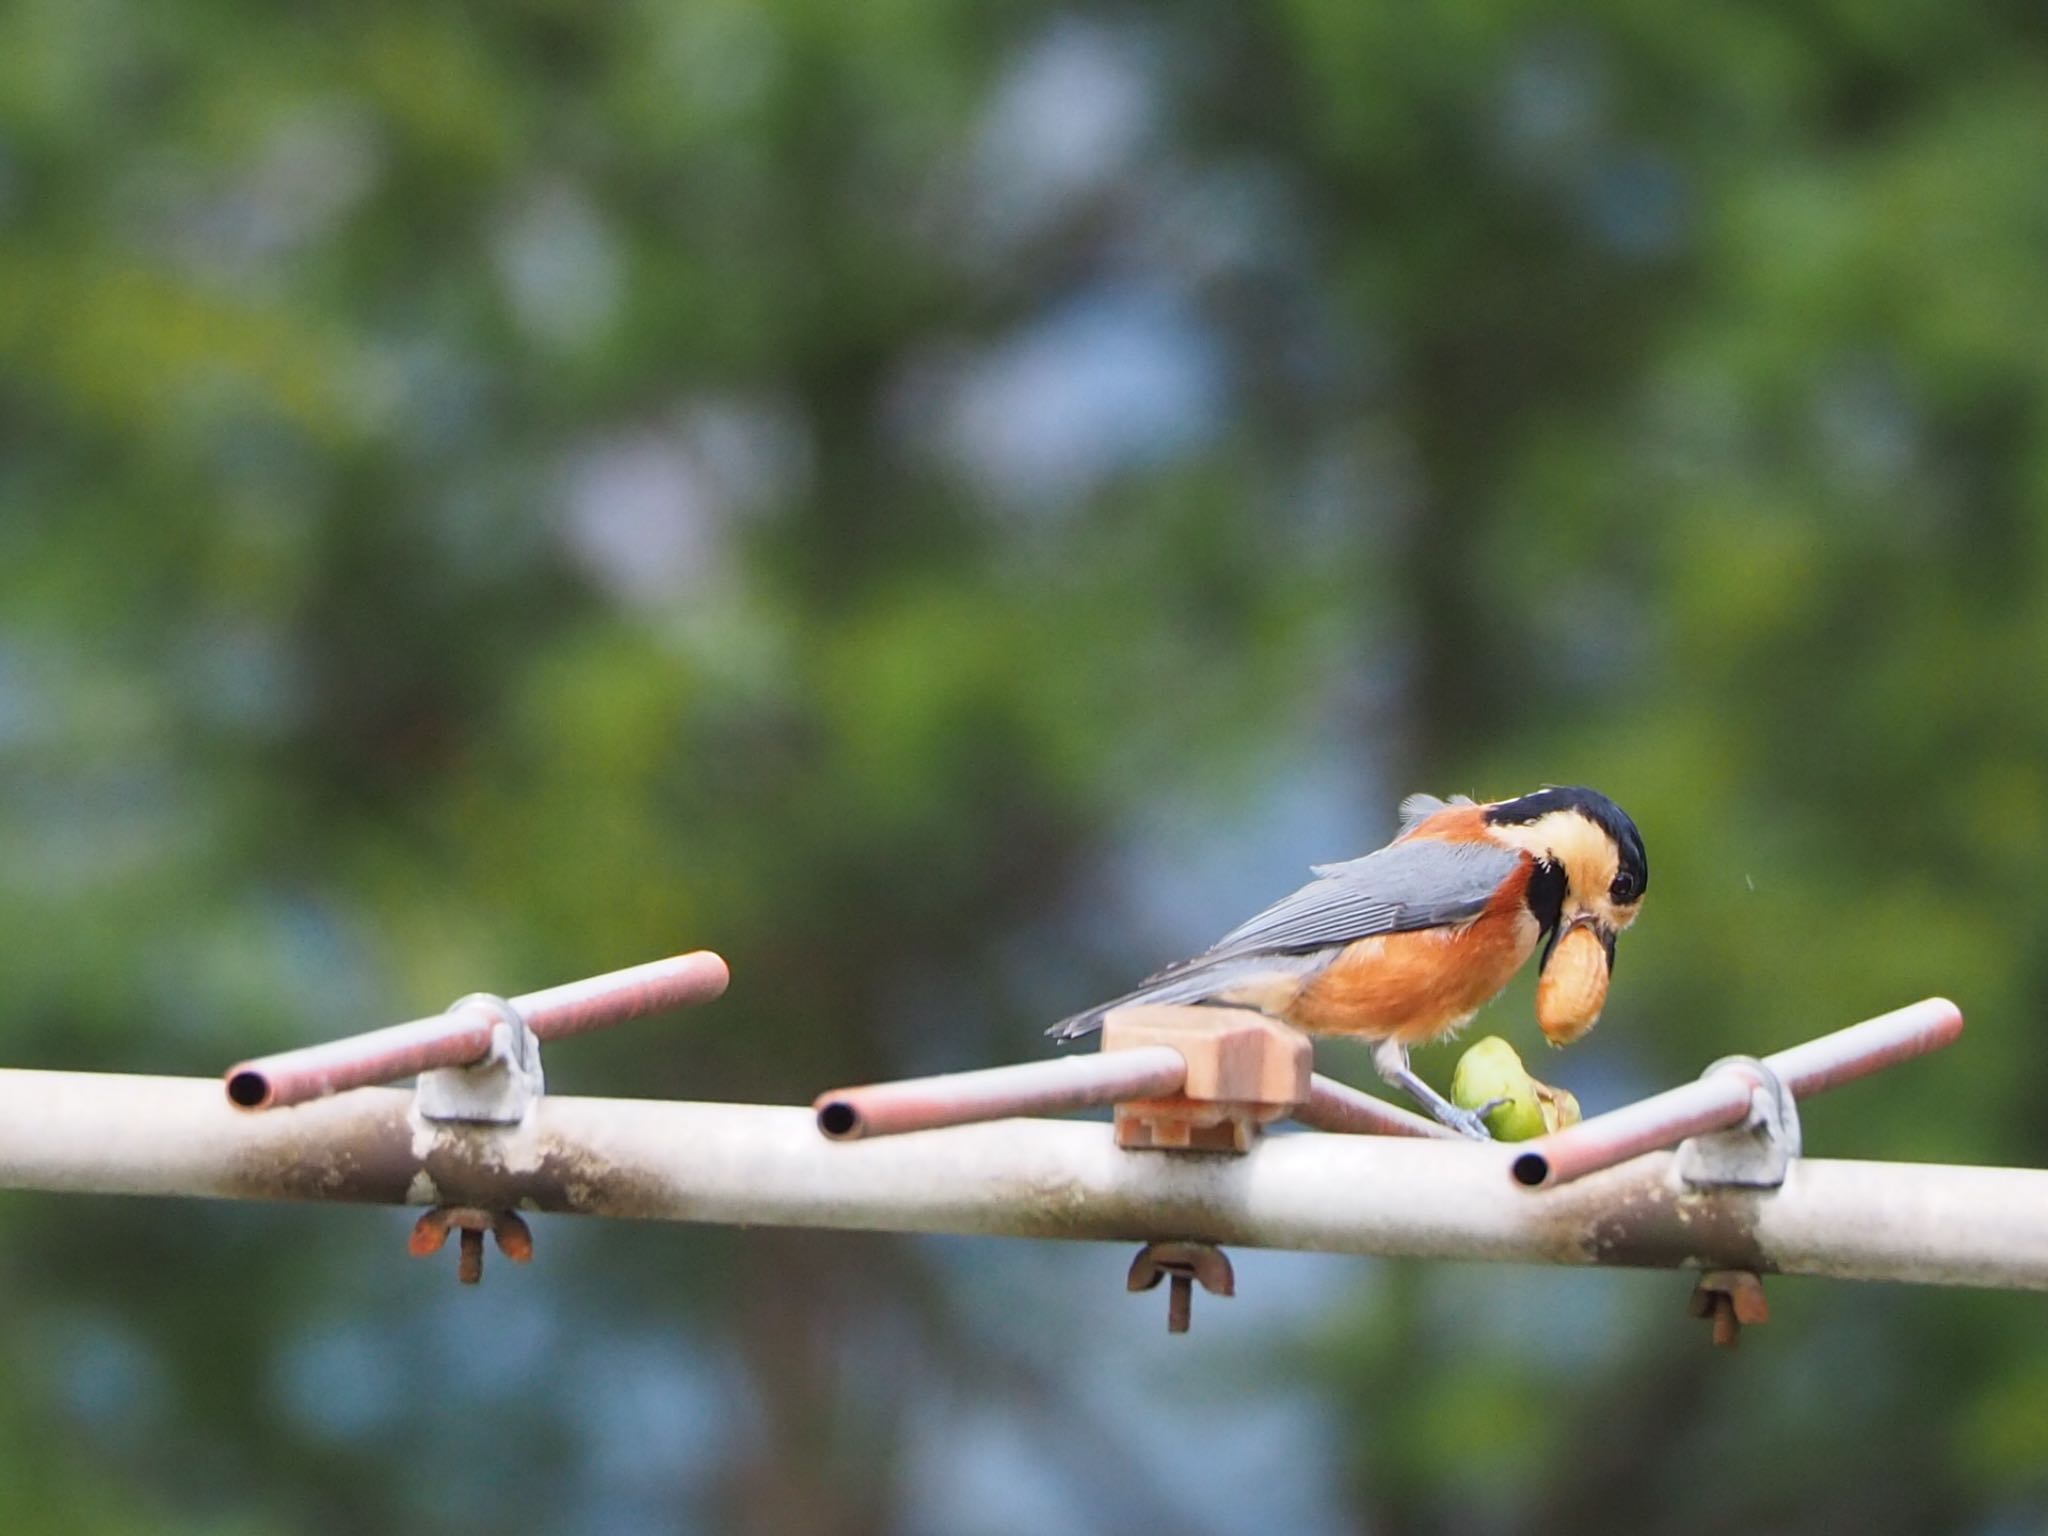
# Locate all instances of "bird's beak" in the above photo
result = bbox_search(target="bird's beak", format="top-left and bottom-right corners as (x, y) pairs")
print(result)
(1539, 913), (1613, 970)
(1536, 916), (1614, 1046)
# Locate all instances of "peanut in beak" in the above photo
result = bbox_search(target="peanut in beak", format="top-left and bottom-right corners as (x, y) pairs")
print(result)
(1537, 922), (1610, 1045)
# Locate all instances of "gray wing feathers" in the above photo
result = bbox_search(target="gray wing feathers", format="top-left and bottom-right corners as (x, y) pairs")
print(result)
(1048, 835), (1523, 1040)
(1198, 837), (1520, 962)
(1046, 952), (1333, 1042)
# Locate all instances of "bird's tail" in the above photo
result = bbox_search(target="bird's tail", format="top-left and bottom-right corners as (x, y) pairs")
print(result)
(1045, 956), (1310, 1042)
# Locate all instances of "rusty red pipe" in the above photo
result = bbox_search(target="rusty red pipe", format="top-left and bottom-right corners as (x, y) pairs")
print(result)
(816, 1056), (1464, 1143)
(1296, 1074), (1463, 1141)
(505, 952), (731, 1039)
(1766, 995), (1964, 1096)
(815, 1047), (1188, 1140)
(225, 950), (730, 1111)
(1509, 1068), (1757, 1189)
(1512, 996), (1963, 1190)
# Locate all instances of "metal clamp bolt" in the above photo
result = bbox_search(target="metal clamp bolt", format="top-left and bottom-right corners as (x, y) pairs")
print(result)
(1676, 1055), (1801, 1189)
(1689, 1269), (1769, 1348)
(1127, 1241), (1235, 1334)
(415, 994), (545, 1126)
(409, 1207), (535, 1285)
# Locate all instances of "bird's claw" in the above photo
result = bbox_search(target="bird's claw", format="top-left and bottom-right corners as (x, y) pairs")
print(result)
(1438, 1103), (1498, 1142)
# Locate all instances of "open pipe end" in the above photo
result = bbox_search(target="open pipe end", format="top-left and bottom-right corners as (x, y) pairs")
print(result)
(816, 1099), (863, 1140)
(1511, 1151), (1551, 1189)
(225, 1070), (273, 1111)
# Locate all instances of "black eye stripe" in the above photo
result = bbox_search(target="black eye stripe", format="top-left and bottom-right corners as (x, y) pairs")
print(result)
(1526, 857), (1567, 936)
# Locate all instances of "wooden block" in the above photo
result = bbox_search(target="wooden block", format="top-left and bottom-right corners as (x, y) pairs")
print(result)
(1100, 1004), (1311, 1106)
(1112, 1100), (1260, 1153)
(1101, 1005), (1311, 1154)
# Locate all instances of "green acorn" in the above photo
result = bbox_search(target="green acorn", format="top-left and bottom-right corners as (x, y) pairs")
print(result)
(1451, 1036), (1582, 1141)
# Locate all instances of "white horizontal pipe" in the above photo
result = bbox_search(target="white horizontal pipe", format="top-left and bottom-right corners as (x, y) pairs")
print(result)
(1, 1069), (2045, 1290)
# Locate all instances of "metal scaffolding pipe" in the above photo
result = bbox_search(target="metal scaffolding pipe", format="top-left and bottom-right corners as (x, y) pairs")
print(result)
(2, 1068), (2044, 1291)
(1511, 997), (1964, 1189)
(1768, 995), (1964, 1096)
(1296, 1073), (1461, 1140)
(815, 1039), (1452, 1145)
(815, 1048), (1187, 1140)
(1512, 1067), (1758, 1190)
(225, 951), (730, 1110)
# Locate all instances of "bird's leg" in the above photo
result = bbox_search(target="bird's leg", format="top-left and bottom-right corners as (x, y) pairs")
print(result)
(1372, 1037), (1496, 1142)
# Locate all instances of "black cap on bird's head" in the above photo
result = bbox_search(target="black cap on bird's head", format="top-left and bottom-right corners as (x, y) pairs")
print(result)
(1485, 786), (1647, 905)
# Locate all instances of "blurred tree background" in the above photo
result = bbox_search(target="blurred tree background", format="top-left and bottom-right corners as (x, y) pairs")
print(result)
(4, 1), (2048, 1531)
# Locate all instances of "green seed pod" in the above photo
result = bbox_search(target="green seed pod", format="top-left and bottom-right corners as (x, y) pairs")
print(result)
(1450, 1036), (1548, 1141)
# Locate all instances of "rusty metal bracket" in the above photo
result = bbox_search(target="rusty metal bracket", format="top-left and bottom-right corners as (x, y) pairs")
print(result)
(415, 994), (544, 1125)
(1689, 1268), (1769, 1348)
(409, 1206), (535, 1285)
(1675, 1055), (1800, 1189)
(1127, 1240), (1235, 1334)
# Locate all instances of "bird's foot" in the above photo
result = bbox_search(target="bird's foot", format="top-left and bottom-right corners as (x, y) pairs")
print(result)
(1435, 1101), (1498, 1142)
(1372, 1041), (1499, 1142)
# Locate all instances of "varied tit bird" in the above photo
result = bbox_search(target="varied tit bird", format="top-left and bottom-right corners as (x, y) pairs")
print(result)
(1048, 786), (1648, 1140)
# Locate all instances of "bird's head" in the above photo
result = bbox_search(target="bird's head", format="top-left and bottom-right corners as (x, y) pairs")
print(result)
(1483, 786), (1648, 1041)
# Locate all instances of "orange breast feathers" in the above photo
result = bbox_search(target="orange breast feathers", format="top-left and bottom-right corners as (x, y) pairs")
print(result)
(1282, 850), (1541, 1043)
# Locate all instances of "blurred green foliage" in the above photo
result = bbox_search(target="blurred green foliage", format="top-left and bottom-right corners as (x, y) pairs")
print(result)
(5, 1), (2048, 1532)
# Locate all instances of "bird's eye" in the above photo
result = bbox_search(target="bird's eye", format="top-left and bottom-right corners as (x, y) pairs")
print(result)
(1610, 871), (1640, 903)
